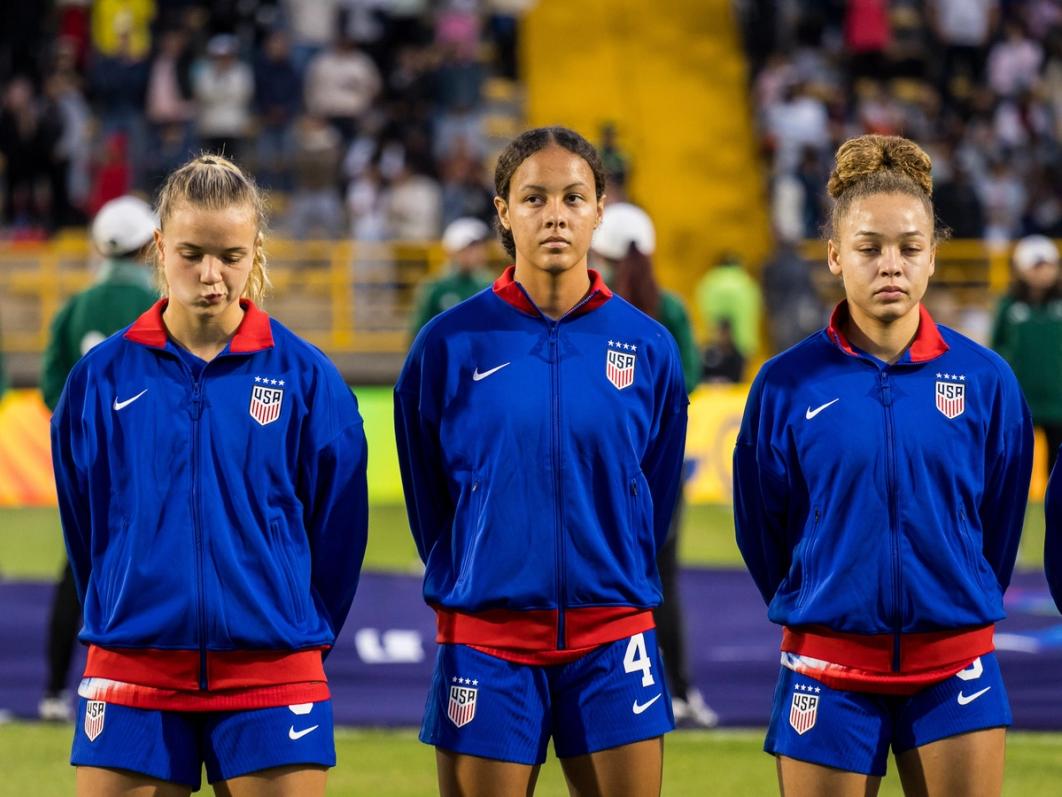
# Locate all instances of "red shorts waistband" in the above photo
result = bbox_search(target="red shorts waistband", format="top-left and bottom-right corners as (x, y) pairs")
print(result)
(434, 606), (655, 655)
(781, 624), (995, 673)
(85, 645), (327, 691)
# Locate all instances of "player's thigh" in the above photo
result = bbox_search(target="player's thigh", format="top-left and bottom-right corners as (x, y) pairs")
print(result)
(894, 728), (1005, 797)
(213, 764), (328, 797)
(775, 757), (881, 797)
(75, 766), (192, 797)
(560, 736), (663, 797)
(436, 749), (540, 797)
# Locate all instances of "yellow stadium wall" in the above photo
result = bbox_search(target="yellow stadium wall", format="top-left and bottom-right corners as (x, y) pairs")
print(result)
(3, 385), (1047, 508)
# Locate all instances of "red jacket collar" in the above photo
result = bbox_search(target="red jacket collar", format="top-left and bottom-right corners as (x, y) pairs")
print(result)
(826, 300), (948, 363)
(492, 265), (612, 319)
(124, 298), (275, 353)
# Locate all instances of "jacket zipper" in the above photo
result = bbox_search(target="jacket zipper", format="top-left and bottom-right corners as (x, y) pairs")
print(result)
(880, 370), (901, 671)
(190, 374), (208, 689)
(549, 322), (566, 649)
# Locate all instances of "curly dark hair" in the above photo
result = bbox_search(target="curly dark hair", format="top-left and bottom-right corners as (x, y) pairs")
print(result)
(493, 126), (606, 259)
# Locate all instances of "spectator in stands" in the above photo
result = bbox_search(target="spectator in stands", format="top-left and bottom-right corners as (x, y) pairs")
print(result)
(143, 27), (196, 190)
(288, 114), (345, 240)
(385, 159), (442, 241)
(991, 235), (1062, 479)
(978, 157), (1026, 248)
(0, 77), (52, 232)
(927, 0), (1000, 107)
(87, 22), (149, 185)
(38, 195), (159, 722)
(987, 19), (1043, 99)
(764, 80), (830, 176)
(439, 146), (495, 227)
(46, 41), (92, 225)
(253, 29), (300, 192)
(590, 202), (717, 729)
(281, 0), (341, 76)
(409, 216), (492, 335)
(90, 0), (154, 61)
(761, 234), (827, 353)
(695, 252), (762, 377)
(193, 34), (254, 161)
(934, 161), (986, 239)
(304, 31), (382, 143)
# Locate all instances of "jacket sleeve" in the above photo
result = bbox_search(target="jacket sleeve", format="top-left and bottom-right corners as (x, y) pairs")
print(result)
(394, 333), (455, 563)
(1046, 448), (1062, 612)
(640, 337), (689, 551)
(302, 376), (369, 647)
(50, 366), (92, 603)
(733, 366), (791, 605)
(979, 365), (1033, 591)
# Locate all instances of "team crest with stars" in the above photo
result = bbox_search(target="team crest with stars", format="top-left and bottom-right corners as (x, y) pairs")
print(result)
(606, 339), (638, 390)
(935, 372), (966, 419)
(249, 375), (286, 426)
(447, 675), (479, 727)
(789, 683), (821, 735)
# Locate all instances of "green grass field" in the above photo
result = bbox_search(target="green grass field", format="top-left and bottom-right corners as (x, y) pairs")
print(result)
(0, 503), (1055, 795)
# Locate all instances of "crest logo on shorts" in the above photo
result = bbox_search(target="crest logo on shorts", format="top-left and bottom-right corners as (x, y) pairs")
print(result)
(84, 700), (106, 741)
(789, 686), (819, 735)
(935, 373), (966, 419)
(606, 340), (637, 390)
(249, 376), (285, 426)
(448, 676), (478, 728)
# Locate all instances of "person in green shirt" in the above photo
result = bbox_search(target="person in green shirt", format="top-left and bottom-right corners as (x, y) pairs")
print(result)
(409, 217), (492, 336)
(991, 234), (1062, 480)
(39, 194), (159, 721)
(591, 201), (717, 729)
(694, 251), (762, 377)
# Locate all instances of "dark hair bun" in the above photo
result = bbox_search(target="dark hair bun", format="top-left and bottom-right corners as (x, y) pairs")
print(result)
(827, 134), (932, 200)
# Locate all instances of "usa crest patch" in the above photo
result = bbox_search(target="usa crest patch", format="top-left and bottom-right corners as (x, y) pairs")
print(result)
(606, 340), (637, 390)
(789, 691), (818, 735)
(935, 374), (965, 419)
(447, 680), (478, 727)
(84, 700), (106, 741)
(249, 377), (285, 426)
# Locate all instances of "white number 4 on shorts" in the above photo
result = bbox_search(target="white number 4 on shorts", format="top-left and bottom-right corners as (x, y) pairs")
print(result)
(623, 633), (655, 687)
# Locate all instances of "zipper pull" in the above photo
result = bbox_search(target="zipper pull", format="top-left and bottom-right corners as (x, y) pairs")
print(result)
(880, 372), (892, 407)
(191, 382), (204, 419)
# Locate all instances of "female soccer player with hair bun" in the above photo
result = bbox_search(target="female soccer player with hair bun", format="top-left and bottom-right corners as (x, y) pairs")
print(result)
(395, 127), (688, 796)
(735, 134), (1033, 796)
(51, 153), (368, 796)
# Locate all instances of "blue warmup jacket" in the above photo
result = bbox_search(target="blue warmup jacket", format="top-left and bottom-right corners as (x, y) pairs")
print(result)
(50, 299), (368, 699)
(1044, 450), (1062, 611)
(734, 302), (1032, 678)
(394, 267), (688, 657)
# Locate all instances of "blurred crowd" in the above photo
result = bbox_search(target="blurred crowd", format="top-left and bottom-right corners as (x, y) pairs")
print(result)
(738, 0), (1062, 248)
(0, 0), (528, 240)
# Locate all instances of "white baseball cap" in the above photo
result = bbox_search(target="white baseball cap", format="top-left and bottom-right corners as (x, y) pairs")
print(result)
(91, 195), (158, 257)
(442, 217), (490, 255)
(1013, 235), (1059, 271)
(591, 202), (655, 260)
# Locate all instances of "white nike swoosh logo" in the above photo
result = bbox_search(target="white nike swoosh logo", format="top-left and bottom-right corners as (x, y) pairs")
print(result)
(632, 694), (662, 715)
(113, 389), (149, 411)
(957, 687), (991, 706)
(288, 724), (319, 740)
(473, 362), (510, 381)
(805, 398), (840, 420)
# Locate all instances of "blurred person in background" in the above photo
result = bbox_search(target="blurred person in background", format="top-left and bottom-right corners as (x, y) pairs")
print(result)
(695, 251), (762, 381)
(143, 26), (197, 191)
(253, 28), (300, 192)
(51, 154), (368, 794)
(590, 201), (717, 730)
(0, 76), (54, 233)
(991, 235), (1062, 479)
(761, 234), (827, 353)
(409, 216), (491, 335)
(88, 20), (149, 189)
(736, 133), (1031, 797)
(38, 194), (159, 722)
(287, 113), (345, 240)
(303, 29), (381, 144)
(193, 33), (254, 160)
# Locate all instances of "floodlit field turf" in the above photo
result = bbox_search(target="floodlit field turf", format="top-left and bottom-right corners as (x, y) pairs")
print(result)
(5, 723), (1062, 796)
(0, 502), (1048, 579)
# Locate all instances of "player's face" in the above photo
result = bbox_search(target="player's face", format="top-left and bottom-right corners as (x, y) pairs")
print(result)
(827, 192), (935, 328)
(156, 202), (258, 325)
(495, 145), (604, 277)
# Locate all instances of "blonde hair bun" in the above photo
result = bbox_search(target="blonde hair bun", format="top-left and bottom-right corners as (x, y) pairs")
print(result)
(827, 134), (933, 201)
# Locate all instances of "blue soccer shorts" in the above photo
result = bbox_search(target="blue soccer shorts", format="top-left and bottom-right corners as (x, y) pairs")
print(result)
(71, 698), (335, 790)
(764, 653), (1011, 776)
(421, 630), (675, 765)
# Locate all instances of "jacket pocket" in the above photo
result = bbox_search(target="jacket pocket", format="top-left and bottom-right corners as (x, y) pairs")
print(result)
(956, 508), (989, 591)
(795, 508), (822, 608)
(269, 520), (306, 624)
(454, 475), (486, 584)
(627, 474), (655, 555)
